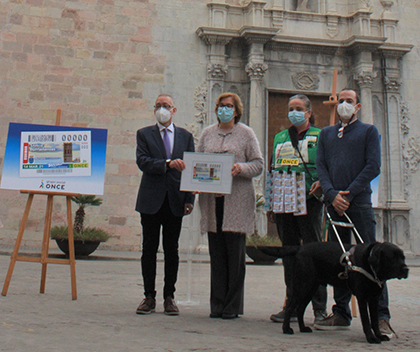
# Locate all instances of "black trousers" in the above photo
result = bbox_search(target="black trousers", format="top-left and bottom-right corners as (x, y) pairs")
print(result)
(275, 197), (327, 312)
(140, 194), (183, 299)
(208, 196), (246, 316)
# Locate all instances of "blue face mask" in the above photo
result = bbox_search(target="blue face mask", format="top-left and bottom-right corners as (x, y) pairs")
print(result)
(217, 106), (234, 123)
(288, 110), (307, 126)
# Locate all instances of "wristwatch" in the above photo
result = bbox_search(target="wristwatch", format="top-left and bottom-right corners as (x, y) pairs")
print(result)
(166, 159), (171, 170)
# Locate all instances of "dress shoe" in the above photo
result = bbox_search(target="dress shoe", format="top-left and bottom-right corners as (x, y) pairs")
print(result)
(164, 296), (179, 315)
(221, 313), (238, 320)
(209, 313), (222, 318)
(136, 296), (156, 314)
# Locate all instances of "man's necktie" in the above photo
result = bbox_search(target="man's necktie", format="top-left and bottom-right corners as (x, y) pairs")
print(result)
(163, 128), (171, 159)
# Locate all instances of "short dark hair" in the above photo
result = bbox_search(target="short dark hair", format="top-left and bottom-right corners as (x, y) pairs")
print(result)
(339, 88), (360, 104)
(215, 92), (243, 123)
(157, 93), (175, 105)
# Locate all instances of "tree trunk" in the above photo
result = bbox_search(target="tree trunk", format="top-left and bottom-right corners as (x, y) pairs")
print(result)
(74, 206), (85, 234)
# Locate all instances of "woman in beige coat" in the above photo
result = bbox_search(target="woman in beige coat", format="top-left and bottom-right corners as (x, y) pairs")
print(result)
(198, 92), (263, 319)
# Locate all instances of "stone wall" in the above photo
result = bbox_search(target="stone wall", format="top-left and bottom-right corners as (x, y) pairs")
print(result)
(1, 0), (420, 254)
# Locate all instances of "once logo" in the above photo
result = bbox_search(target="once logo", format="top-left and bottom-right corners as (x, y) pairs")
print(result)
(45, 183), (65, 190)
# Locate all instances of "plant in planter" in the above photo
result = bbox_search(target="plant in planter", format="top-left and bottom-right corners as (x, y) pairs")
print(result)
(51, 195), (110, 257)
(246, 233), (282, 264)
(246, 193), (282, 264)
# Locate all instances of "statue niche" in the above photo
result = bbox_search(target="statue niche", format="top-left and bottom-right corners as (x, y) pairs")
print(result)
(296, 0), (309, 12)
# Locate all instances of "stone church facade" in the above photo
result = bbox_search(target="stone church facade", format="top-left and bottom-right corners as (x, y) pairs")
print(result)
(1, 1), (420, 255)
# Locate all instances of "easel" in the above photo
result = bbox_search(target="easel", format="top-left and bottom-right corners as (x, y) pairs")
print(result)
(2, 110), (79, 300)
(323, 71), (358, 317)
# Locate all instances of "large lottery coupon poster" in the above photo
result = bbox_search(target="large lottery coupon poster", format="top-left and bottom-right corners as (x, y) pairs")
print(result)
(1, 123), (107, 195)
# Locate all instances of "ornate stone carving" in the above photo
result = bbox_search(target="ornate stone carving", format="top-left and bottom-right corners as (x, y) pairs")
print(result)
(400, 101), (420, 200)
(384, 76), (402, 92)
(207, 63), (228, 79)
(326, 15), (339, 38)
(359, 0), (372, 10)
(354, 71), (377, 88)
(184, 122), (202, 146)
(194, 83), (208, 124)
(400, 101), (410, 136)
(245, 62), (268, 78)
(405, 137), (420, 173)
(291, 72), (320, 91)
(380, 0), (395, 12)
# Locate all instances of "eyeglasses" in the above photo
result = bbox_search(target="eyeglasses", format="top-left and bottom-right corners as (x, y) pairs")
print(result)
(154, 104), (173, 110)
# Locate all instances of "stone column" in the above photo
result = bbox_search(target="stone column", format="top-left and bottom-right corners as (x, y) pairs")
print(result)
(382, 57), (405, 207)
(245, 42), (267, 157)
(354, 70), (376, 124)
(198, 35), (232, 126)
(245, 40), (268, 237)
(381, 52), (411, 249)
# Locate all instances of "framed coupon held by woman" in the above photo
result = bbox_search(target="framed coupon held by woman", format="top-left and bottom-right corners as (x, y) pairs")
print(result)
(180, 152), (234, 194)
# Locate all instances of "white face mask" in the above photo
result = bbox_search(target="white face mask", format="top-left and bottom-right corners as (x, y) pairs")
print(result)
(155, 107), (172, 124)
(337, 101), (356, 119)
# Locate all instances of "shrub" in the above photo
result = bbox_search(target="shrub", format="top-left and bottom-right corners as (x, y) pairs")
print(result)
(51, 225), (110, 243)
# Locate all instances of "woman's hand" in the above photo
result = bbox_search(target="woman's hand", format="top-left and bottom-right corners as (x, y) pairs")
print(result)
(231, 163), (242, 177)
(309, 181), (323, 197)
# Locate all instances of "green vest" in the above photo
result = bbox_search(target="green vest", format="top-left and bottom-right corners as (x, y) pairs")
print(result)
(271, 126), (320, 196)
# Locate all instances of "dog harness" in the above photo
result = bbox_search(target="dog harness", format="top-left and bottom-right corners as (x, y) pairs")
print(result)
(338, 246), (385, 288)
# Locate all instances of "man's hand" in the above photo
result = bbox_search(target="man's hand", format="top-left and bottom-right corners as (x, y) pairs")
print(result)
(184, 203), (194, 215)
(231, 163), (242, 177)
(169, 159), (186, 172)
(332, 191), (350, 216)
(309, 181), (323, 197)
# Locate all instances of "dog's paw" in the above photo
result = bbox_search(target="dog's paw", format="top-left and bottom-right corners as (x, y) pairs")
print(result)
(283, 327), (294, 335)
(379, 334), (390, 342)
(300, 326), (312, 333)
(367, 335), (381, 344)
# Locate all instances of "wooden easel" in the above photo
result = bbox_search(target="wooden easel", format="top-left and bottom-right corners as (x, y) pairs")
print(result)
(322, 71), (358, 317)
(2, 110), (79, 300)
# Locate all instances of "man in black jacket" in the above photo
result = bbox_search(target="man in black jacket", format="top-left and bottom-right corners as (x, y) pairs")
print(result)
(135, 94), (194, 315)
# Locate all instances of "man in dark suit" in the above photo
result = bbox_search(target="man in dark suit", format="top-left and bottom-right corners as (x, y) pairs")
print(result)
(135, 93), (195, 315)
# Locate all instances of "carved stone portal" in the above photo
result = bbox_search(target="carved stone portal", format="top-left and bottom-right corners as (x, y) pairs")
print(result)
(291, 72), (320, 91)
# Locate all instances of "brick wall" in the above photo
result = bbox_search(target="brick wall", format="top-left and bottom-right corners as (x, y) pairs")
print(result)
(0, 0), (207, 251)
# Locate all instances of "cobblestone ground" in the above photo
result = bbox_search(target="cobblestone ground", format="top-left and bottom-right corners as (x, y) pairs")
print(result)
(0, 253), (419, 351)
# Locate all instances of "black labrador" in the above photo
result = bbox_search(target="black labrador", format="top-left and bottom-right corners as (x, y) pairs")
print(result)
(264, 242), (409, 344)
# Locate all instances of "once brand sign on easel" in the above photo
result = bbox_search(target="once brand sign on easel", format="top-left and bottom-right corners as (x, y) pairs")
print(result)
(1, 122), (107, 195)
(1, 114), (107, 300)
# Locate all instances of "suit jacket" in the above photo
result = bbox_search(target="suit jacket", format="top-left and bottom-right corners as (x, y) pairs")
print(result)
(135, 124), (195, 217)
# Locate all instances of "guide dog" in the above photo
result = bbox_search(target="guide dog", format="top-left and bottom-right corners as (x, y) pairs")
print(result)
(263, 242), (409, 344)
